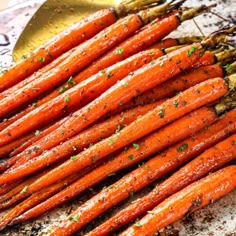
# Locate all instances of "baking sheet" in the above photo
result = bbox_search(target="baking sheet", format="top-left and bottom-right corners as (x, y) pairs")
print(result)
(0, 0), (235, 235)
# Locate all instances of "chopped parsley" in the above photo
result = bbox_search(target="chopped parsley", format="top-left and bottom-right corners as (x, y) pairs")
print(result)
(122, 82), (129, 87)
(64, 95), (70, 103)
(116, 124), (122, 133)
(58, 85), (68, 94)
(68, 214), (80, 222)
(38, 57), (45, 63)
(70, 155), (78, 161)
(225, 64), (232, 73)
(132, 143), (140, 150)
(177, 143), (188, 152)
(108, 138), (115, 145)
(21, 54), (27, 59)
(67, 76), (76, 86)
(128, 154), (134, 160)
(158, 107), (165, 118)
(187, 45), (197, 57)
(133, 221), (142, 227)
(91, 156), (97, 163)
(21, 185), (28, 194)
(116, 48), (124, 55)
(106, 71), (113, 78)
(173, 101), (179, 107)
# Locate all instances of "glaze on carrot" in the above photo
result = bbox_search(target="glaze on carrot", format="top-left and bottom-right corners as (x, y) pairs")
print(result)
(0, 49), (163, 139)
(0, 43), (205, 152)
(88, 109), (236, 236)
(8, 106), (218, 223)
(0, 132), (34, 158)
(0, 0), (160, 92)
(48, 123), (236, 236)
(8, 62), (222, 157)
(0, 13), (180, 132)
(14, 77), (228, 192)
(5, 103), (161, 174)
(126, 64), (224, 107)
(120, 165), (236, 236)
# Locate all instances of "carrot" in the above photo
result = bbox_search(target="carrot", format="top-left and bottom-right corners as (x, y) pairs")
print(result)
(0, 132), (34, 158)
(47, 123), (236, 236)
(0, 174), (79, 230)
(0, 173), (40, 204)
(70, 4), (213, 87)
(0, 12), (180, 132)
(0, 0), (159, 92)
(88, 109), (236, 236)
(0, 42), (205, 147)
(120, 165), (236, 236)
(0, 171), (49, 209)
(148, 38), (178, 50)
(14, 76), (228, 193)
(7, 106), (219, 223)
(5, 102), (161, 175)
(0, 116), (74, 172)
(9, 117), (70, 157)
(8, 62), (221, 157)
(0, 51), (70, 101)
(0, 153), (117, 229)
(0, 15), (143, 119)
(126, 64), (224, 107)
(0, 181), (21, 196)
(0, 44), (207, 182)
(0, 49), (164, 140)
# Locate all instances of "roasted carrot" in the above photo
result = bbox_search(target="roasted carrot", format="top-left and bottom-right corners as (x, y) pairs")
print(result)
(0, 173), (40, 204)
(9, 117), (70, 157)
(0, 51), (71, 102)
(0, 153), (117, 229)
(12, 76), (228, 192)
(0, 3), (179, 119)
(0, 174), (78, 230)
(0, 12), (180, 132)
(0, 170), (50, 208)
(5, 102), (161, 173)
(0, 174), (79, 230)
(0, 181), (21, 196)
(88, 110), (236, 236)
(0, 49), (164, 139)
(0, 42), (205, 148)
(120, 165), (236, 236)
(8, 62), (226, 163)
(148, 38), (178, 50)
(6, 61), (220, 157)
(47, 122), (236, 236)
(0, 132), (34, 158)
(6, 106), (219, 222)
(0, 0), (161, 92)
(67, 5), (211, 89)
(129, 64), (224, 106)
(0, 6), (220, 135)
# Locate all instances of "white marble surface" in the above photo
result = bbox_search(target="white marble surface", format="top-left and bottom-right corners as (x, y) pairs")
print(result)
(0, 0), (235, 235)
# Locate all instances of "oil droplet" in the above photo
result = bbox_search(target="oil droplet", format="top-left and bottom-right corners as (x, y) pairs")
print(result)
(0, 34), (10, 46)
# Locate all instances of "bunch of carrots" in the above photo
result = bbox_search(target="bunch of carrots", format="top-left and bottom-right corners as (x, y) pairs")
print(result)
(0, 0), (235, 235)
